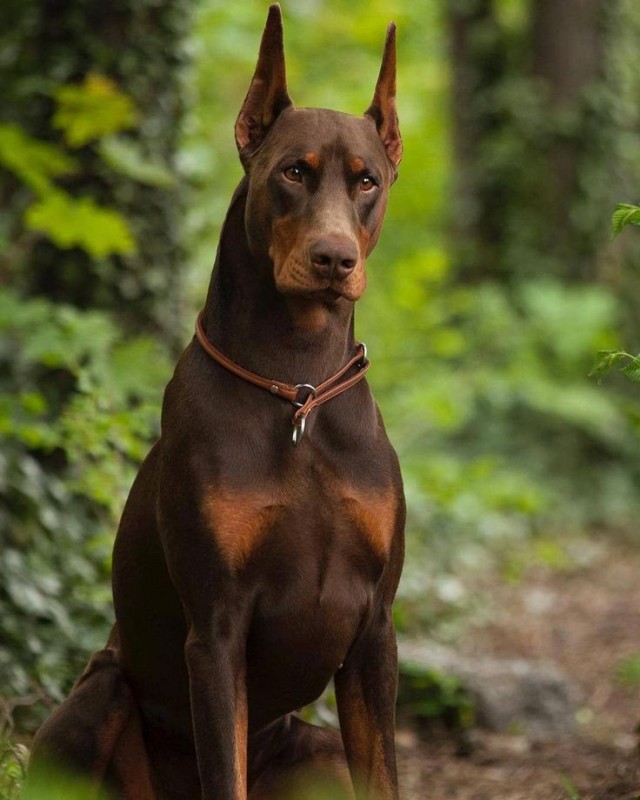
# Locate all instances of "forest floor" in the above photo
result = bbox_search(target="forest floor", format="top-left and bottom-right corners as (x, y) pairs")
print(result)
(396, 535), (640, 800)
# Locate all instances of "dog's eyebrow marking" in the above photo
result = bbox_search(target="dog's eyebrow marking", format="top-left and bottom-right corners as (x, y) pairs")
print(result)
(348, 157), (367, 174)
(304, 152), (321, 170)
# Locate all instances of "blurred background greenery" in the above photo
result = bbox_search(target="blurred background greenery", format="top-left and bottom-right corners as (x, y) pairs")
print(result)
(1, 0), (640, 773)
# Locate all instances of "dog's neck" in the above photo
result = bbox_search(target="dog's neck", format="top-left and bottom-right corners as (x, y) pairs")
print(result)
(201, 178), (358, 386)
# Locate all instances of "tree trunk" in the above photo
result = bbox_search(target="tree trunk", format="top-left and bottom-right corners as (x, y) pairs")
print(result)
(448, 0), (508, 281)
(0, 0), (191, 344)
(530, 0), (607, 280)
(447, 0), (625, 284)
(531, 0), (604, 108)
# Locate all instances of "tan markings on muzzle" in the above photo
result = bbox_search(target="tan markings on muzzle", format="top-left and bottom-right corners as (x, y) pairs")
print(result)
(269, 215), (306, 287)
(359, 225), (373, 257)
(270, 215), (328, 294)
(270, 212), (368, 300)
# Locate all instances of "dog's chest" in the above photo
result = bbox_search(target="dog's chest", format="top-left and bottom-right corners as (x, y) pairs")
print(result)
(201, 467), (398, 718)
(200, 470), (398, 575)
(197, 450), (401, 720)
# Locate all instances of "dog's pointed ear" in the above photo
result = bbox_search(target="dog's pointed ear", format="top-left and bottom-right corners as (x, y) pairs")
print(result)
(235, 4), (293, 167)
(365, 23), (402, 171)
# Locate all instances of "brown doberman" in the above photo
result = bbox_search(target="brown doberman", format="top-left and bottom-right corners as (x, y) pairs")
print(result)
(28, 5), (405, 799)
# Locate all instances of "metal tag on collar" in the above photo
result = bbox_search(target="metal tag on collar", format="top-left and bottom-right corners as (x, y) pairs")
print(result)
(292, 413), (306, 446)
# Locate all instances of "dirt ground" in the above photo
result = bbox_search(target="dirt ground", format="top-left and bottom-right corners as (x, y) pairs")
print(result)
(396, 538), (640, 800)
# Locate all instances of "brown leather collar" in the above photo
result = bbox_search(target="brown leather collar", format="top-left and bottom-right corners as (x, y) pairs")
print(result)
(195, 311), (370, 445)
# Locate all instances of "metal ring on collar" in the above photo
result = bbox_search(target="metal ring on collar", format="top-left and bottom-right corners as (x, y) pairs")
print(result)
(293, 383), (317, 408)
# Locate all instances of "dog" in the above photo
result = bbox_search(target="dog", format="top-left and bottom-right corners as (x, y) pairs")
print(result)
(28, 6), (405, 798)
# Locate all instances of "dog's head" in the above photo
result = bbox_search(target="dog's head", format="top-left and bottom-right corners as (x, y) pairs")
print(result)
(235, 4), (401, 304)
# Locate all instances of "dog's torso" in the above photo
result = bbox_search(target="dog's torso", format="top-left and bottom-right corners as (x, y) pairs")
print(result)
(113, 337), (404, 746)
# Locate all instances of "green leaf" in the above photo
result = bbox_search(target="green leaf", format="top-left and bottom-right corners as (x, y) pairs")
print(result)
(589, 349), (640, 384)
(621, 357), (640, 383)
(53, 74), (138, 148)
(0, 123), (76, 193)
(25, 191), (136, 257)
(99, 136), (176, 188)
(588, 350), (626, 382)
(109, 338), (172, 400)
(611, 203), (640, 236)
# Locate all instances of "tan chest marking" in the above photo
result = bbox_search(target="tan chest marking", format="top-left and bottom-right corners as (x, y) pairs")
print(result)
(341, 485), (398, 558)
(201, 490), (285, 570)
(202, 484), (397, 567)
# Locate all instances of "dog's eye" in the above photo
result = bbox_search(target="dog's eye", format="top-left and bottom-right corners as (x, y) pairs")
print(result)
(359, 175), (377, 192)
(283, 165), (303, 183)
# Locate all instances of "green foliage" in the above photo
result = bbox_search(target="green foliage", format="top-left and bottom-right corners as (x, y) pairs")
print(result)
(0, 0), (188, 739)
(0, 734), (27, 800)
(7, 754), (111, 800)
(98, 136), (177, 188)
(374, 264), (639, 632)
(25, 191), (135, 257)
(615, 654), (640, 688)
(590, 350), (640, 384)
(0, 289), (170, 729)
(53, 74), (138, 148)
(592, 187), (640, 392)
(0, 124), (77, 193)
(0, 82), (139, 259)
(273, 774), (355, 800)
(397, 661), (474, 729)
(0, 0), (190, 338)
(500, 537), (572, 585)
(611, 203), (640, 236)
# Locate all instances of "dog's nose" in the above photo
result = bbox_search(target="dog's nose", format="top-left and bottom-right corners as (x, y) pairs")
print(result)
(309, 237), (358, 281)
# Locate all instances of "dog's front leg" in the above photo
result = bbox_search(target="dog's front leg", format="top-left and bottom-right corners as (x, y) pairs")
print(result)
(159, 498), (249, 800)
(185, 618), (248, 800)
(335, 604), (400, 800)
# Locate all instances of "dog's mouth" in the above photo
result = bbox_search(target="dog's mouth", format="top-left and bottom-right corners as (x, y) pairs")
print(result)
(272, 252), (366, 303)
(303, 286), (344, 303)
(274, 275), (348, 304)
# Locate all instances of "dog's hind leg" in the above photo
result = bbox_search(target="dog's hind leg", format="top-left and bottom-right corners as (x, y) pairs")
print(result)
(28, 646), (155, 800)
(249, 715), (354, 800)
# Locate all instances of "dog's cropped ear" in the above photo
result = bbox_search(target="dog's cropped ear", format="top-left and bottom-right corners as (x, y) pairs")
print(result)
(235, 4), (293, 168)
(365, 23), (402, 172)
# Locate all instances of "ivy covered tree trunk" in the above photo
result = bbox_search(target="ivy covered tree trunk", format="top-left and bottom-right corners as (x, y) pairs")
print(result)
(0, 0), (191, 344)
(0, 0), (190, 731)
